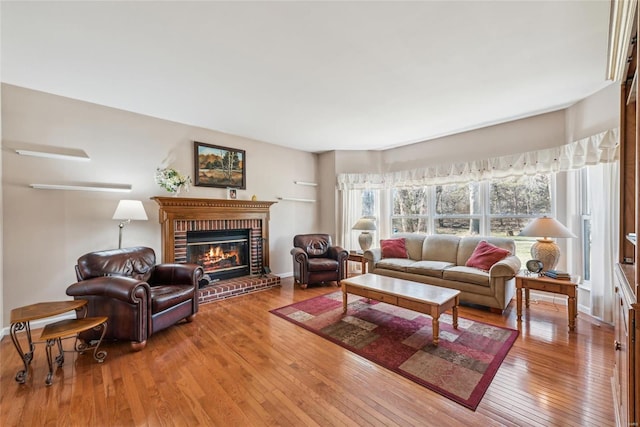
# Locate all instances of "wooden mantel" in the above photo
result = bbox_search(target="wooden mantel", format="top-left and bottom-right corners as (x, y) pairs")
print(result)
(151, 197), (277, 267)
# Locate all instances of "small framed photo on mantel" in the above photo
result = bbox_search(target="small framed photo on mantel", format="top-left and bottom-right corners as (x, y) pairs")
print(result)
(227, 188), (237, 200)
(194, 141), (246, 189)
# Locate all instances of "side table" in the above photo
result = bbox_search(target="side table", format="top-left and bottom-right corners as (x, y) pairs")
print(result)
(516, 273), (579, 331)
(347, 252), (367, 275)
(40, 316), (108, 385)
(9, 300), (87, 383)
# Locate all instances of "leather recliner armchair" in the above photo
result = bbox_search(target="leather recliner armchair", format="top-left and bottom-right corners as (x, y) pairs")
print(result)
(291, 234), (348, 289)
(66, 246), (203, 351)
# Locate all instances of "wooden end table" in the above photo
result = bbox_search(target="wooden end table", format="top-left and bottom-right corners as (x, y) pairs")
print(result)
(516, 273), (579, 331)
(10, 300), (88, 384)
(40, 316), (108, 386)
(10, 300), (108, 385)
(347, 252), (367, 274)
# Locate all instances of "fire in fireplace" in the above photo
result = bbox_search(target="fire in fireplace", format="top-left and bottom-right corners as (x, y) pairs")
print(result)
(187, 229), (250, 281)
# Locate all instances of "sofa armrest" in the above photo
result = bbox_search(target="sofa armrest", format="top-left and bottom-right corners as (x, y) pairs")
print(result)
(489, 255), (521, 278)
(363, 248), (382, 264)
(150, 263), (204, 287)
(66, 276), (150, 303)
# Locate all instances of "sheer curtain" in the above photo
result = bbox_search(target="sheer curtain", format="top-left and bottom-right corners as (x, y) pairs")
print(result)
(338, 189), (363, 252)
(339, 188), (382, 274)
(589, 161), (619, 323)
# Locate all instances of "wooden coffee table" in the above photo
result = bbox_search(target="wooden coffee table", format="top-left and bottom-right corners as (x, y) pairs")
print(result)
(341, 273), (460, 346)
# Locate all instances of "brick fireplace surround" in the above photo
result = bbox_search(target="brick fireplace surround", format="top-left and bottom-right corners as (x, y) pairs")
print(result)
(152, 197), (280, 304)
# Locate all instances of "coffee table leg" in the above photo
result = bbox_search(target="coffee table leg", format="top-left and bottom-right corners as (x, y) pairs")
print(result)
(342, 284), (347, 314)
(432, 317), (440, 346)
(452, 296), (459, 329)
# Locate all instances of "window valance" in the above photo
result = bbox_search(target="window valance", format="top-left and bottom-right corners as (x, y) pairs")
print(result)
(337, 128), (618, 189)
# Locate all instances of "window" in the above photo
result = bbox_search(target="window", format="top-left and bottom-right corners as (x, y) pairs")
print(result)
(488, 175), (552, 264)
(362, 190), (375, 217)
(392, 187), (428, 233)
(389, 174), (553, 264)
(435, 182), (480, 236)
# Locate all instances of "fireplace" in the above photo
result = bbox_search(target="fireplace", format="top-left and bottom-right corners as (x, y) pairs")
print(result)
(152, 197), (280, 304)
(187, 229), (250, 281)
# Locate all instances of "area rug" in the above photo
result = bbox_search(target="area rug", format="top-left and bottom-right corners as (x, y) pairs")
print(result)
(270, 291), (518, 410)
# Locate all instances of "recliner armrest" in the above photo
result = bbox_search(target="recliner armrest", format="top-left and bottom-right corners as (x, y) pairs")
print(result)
(489, 255), (521, 278)
(291, 247), (309, 263)
(150, 263), (204, 287)
(66, 276), (150, 303)
(327, 246), (349, 261)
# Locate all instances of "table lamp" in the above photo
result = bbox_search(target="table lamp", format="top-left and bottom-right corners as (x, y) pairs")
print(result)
(352, 217), (377, 251)
(112, 200), (148, 248)
(519, 216), (576, 271)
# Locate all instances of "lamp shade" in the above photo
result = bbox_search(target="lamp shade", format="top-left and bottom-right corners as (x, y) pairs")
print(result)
(518, 216), (576, 239)
(352, 218), (377, 231)
(112, 200), (148, 221)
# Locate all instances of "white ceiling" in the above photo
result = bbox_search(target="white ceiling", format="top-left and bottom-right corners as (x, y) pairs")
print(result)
(1, 1), (614, 153)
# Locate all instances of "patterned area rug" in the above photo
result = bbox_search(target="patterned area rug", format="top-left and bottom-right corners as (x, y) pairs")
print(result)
(270, 291), (518, 410)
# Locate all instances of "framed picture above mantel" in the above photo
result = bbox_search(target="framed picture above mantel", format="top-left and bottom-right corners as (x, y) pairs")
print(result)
(194, 141), (246, 189)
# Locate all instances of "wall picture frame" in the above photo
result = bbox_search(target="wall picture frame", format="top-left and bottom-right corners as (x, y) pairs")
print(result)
(194, 141), (246, 189)
(227, 187), (237, 200)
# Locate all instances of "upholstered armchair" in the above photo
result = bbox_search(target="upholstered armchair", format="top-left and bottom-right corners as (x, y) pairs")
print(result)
(66, 246), (203, 351)
(291, 234), (348, 289)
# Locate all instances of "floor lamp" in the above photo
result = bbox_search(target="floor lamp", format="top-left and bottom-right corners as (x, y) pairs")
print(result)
(112, 200), (148, 249)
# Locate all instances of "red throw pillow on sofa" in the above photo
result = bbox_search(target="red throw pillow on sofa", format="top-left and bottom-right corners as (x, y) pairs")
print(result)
(380, 238), (408, 258)
(465, 241), (510, 271)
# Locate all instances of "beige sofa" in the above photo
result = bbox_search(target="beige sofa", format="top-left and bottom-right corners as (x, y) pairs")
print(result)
(363, 233), (521, 312)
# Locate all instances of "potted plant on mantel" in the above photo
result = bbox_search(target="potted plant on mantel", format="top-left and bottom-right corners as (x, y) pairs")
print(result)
(154, 167), (192, 197)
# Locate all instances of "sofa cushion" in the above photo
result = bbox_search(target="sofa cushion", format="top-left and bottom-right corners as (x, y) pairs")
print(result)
(381, 238), (408, 258)
(457, 236), (515, 266)
(406, 260), (454, 278)
(442, 266), (491, 286)
(376, 258), (415, 272)
(465, 241), (510, 271)
(421, 234), (460, 264)
(391, 233), (427, 260)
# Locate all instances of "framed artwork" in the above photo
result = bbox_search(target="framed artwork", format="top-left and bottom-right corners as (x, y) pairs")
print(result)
(194, 141), (246, 189)
(227, 188), (237, 200)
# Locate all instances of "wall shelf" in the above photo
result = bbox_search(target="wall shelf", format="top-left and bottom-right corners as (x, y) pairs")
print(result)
(16, 148), (90, 161)
(277, 197), (316, 203)
(30, 183), (132, 193)
(293, 181), (318, 187)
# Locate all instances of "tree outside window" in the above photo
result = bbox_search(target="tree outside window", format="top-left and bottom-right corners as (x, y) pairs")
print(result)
(392, 188), (428, 233)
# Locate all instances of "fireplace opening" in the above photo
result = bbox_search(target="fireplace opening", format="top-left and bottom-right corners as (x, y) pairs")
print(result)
(187, 229), (251, 281)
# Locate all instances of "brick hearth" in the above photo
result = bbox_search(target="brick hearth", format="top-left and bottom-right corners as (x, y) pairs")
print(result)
(198, 274), (281, 304)
(152, 197), (281, 304)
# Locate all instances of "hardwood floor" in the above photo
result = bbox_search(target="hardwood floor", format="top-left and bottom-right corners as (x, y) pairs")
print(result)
(1, 277), (614, 426)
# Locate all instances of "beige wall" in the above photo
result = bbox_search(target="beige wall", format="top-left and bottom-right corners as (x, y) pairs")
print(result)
(1, 84), (318, 327)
